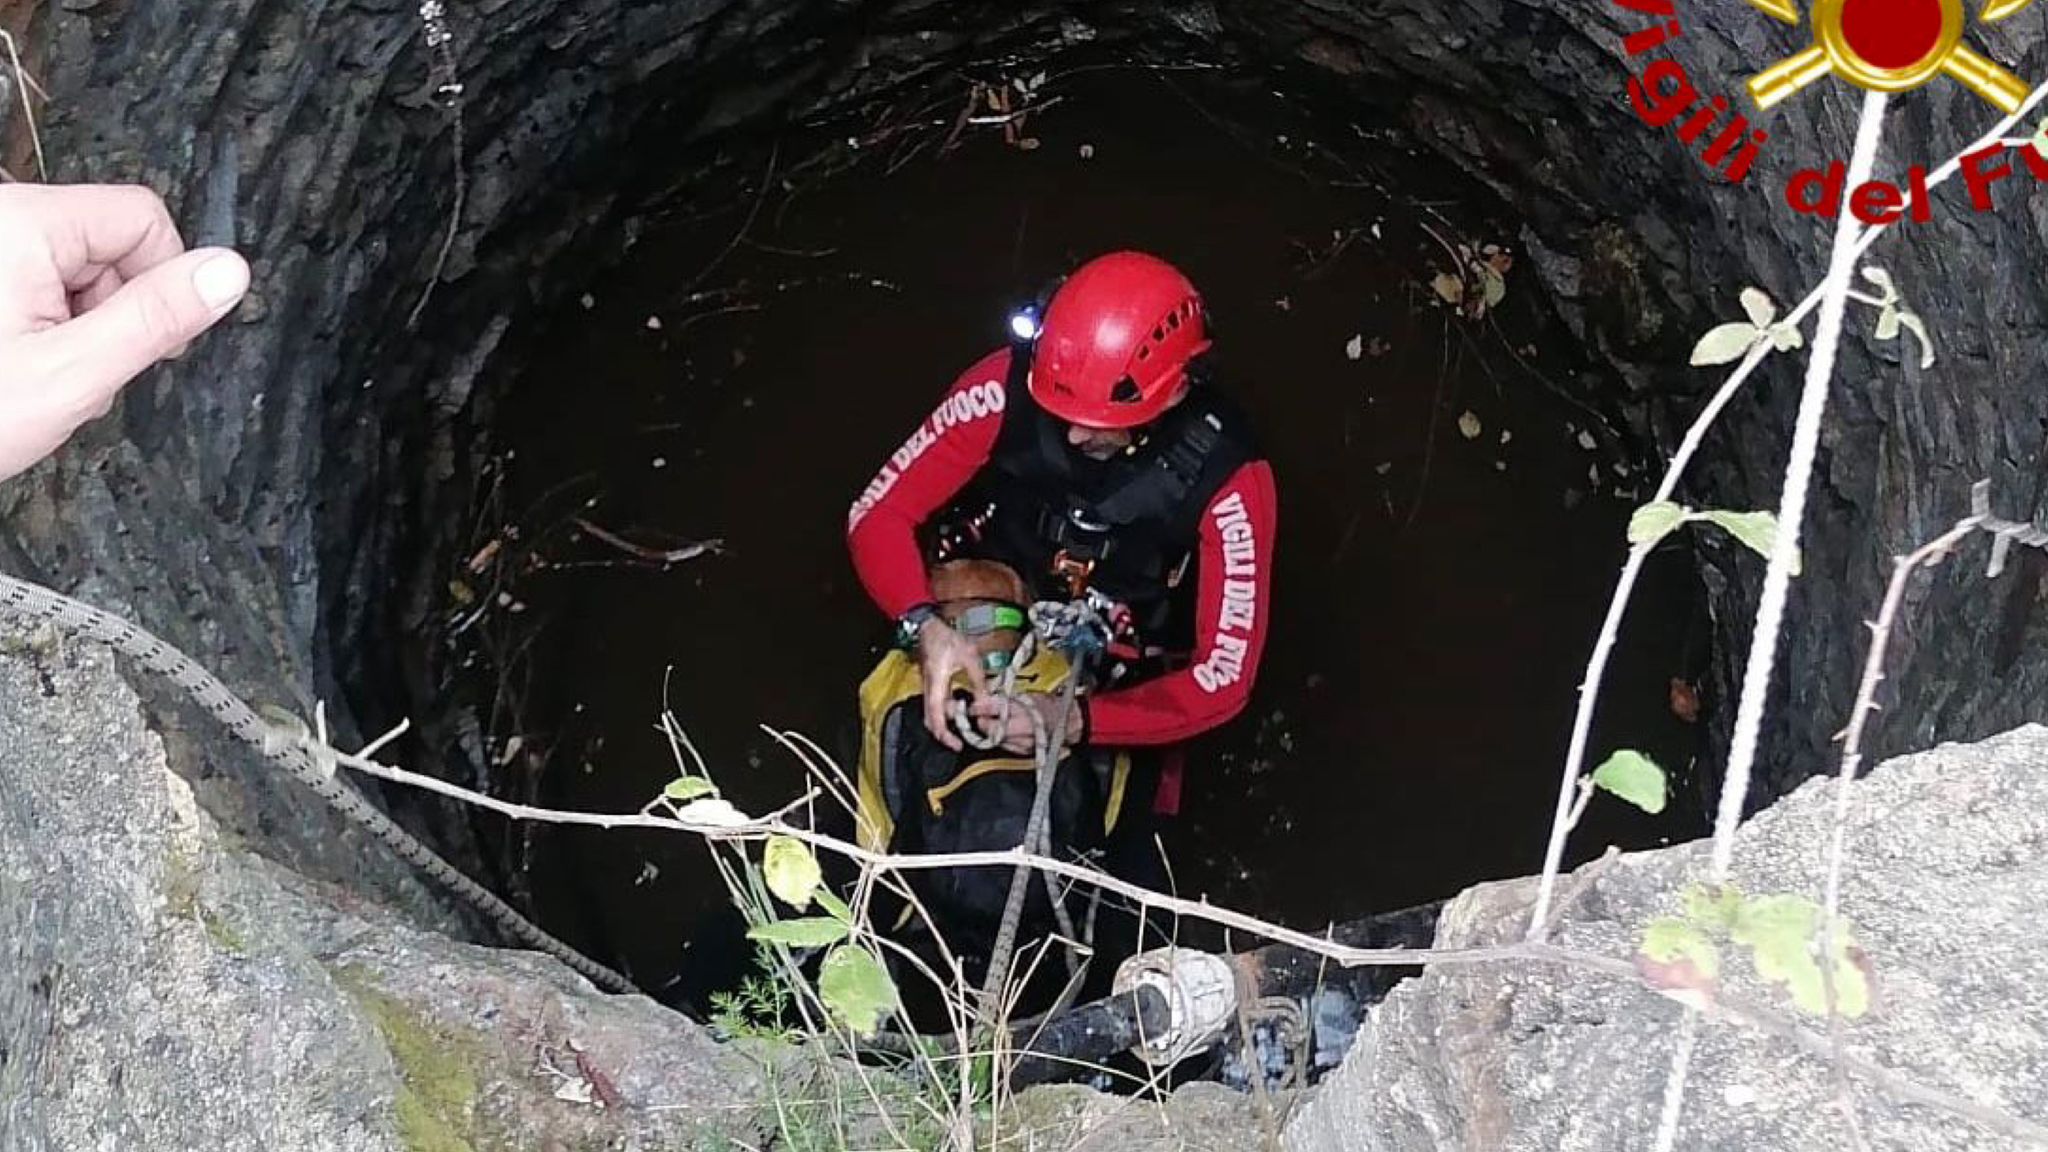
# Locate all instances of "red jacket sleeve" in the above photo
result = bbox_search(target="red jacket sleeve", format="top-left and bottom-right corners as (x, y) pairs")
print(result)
(846, 349), (1011, 619)
(1087, 459), (1277, 746)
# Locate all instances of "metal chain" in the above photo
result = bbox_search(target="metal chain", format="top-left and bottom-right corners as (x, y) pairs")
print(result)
(0, 571), (633, 993)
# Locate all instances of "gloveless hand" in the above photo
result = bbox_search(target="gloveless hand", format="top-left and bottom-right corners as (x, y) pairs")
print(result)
(969, 691), (1082, 757)
(916, 617), (989, 752)
(0, 184), (250, 484)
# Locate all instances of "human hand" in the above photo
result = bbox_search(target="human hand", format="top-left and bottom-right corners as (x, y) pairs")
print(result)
(969, 692), (1081, 757)
(916, 618), (989, 751)
(0, 184), (250, 484)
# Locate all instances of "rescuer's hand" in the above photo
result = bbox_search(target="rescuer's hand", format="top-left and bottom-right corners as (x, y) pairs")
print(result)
(0, 184), (250, 484)
(971, 692), (1082, 757)
(917, 618), (988, 751)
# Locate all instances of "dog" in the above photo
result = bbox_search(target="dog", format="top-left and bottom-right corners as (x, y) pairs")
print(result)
(853, 560), (1134, 995)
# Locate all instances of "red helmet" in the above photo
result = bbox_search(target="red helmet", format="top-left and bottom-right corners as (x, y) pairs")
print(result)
(1029, 251), (1211, 429)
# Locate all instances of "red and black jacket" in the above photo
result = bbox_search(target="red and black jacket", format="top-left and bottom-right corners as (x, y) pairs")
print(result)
(846, 346), (1277, 750)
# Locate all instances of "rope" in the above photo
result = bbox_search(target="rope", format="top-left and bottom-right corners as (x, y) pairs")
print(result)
(0, 571), (635, 994)
(977, 665), (1077, 1011)
(959, 598), (1106, 1014)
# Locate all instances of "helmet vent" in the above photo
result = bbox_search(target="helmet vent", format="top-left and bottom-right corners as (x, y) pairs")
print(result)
(1110, 376), (1143, 404)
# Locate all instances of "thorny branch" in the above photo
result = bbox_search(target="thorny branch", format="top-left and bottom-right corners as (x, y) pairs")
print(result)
(264, 709), (2048, 1147)
(1527, 74), (2048, 936)
(1808, 481), (2048, 1145)
(1652, 88), (1892, 1152)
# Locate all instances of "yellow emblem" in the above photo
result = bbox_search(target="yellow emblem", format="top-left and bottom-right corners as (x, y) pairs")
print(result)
(1746, 0), (2034, 112)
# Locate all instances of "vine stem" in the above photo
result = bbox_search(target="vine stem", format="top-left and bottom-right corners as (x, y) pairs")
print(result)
(1526, 74), (2048, 937)
(1652, 87), (1892, 1152)
(302, 711), (2048, 1146)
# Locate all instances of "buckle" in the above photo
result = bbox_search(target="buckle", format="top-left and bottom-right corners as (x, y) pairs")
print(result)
(1051, 550), (1096, 597)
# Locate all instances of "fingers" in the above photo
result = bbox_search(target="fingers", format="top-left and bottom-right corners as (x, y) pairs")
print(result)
(0, 185), (189, 337)
(14, 247), (248, 425)
(72, 265), (126, 313)
(923, 678), (964, 752)
(18, 184), (186, 287)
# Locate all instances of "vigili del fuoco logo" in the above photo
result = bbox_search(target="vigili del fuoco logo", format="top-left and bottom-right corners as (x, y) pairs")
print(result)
(1615, 0), (2045, 222)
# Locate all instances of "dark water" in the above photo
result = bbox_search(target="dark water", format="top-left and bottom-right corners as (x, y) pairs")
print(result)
(482, 68), (1708, 997)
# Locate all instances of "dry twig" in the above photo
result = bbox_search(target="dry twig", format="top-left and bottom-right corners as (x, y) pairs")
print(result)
(276, 709), (2048, 1147)
(1, 30), (46, 179)
(1528, 74), (2048, 937)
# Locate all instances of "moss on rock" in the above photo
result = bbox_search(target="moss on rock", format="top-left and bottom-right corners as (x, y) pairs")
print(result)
(333, 967), (485, 1152)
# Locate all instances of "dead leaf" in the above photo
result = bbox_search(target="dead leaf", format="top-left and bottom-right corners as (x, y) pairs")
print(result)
(449, 579), (475, 607)
(1457, 411), (1483, 439)
(1634, 951), (1718, 1012)
(553, 1079), (595, 1105)
(1669, 678), (1700, 723)
(1016, 137), (1041, 151)
(466, 538), (503, 574)
(1430, 272), (1465, 306)
(572, 1046), (624, 1109)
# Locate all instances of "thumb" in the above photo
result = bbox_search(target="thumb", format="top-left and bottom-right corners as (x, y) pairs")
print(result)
(32, 248), (249, 410)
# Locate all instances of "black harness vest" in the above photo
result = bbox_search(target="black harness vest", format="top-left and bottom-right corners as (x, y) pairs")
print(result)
(929, 346), (1256, 655)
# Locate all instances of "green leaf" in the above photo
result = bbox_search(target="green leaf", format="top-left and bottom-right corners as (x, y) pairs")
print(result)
(1860, 265), (1897, 301)
(1700, 509), (1802, 576)
(1591, 750), (1667, 814)
(1767, 321), (1804, 352)
(1641, 916), (1721, 980)
(664, 776), (717, 801)
(1730, 894), (1869, 1018)
(1682, 883), (1744, 932)
(2032, 116), (2048, 162)
(1875, 303), (1901, 341)
(815, 887), (855, 925)
(1690, 321), (1762, 366)
(818, 945), (899, 1036)
(1738, 287), (1776, 327)
(1627, 501), (1689, 547)
(1478, 263), (1507, 309)
(762, 836), (822, 911)
(746, 917), (851, 948)
(1731, 893), (1816, 981)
